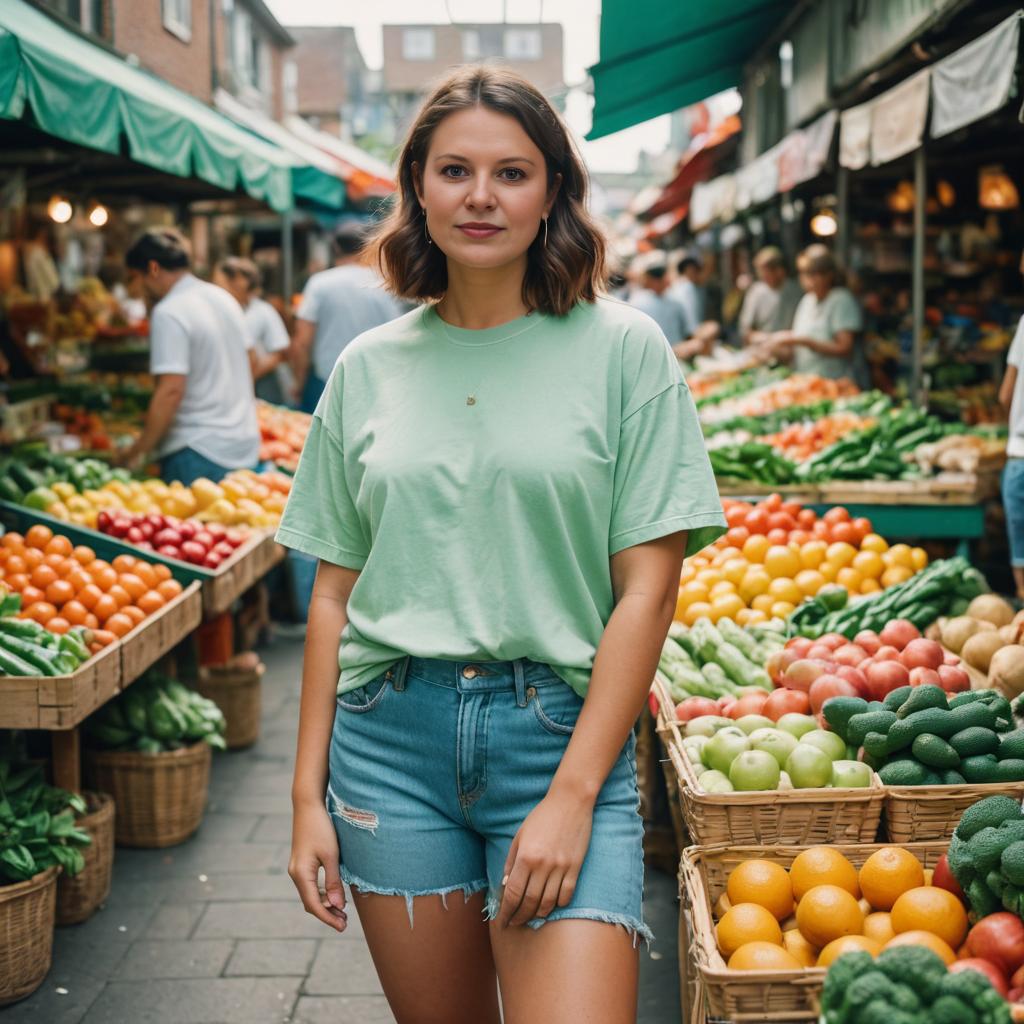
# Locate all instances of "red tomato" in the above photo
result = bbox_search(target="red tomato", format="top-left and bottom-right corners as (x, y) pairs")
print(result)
(767, 512), (796, 533)
(726, 692), (770, 719)
(766, 528), (789, 546)
(674, 697), (722, 722)
(761, 687), (811, 721)
(932, 853), (965, 902)
(744, 509), (770, 535)
(823, 506), (851, 525)
(949, 959), (1009, 998)
(797, 508), (817, 529)
(725, 526), (750, 548)
(966, 914), (1024, 976)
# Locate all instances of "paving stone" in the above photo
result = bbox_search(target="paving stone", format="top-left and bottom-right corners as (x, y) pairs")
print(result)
(247, 814), (292, 843)
(52, 925), (131, 978)
(192, 812), (261, 843)
(0, 968), (107, 1024)
(114, 939), (234, 979)
(112, 842), (283, 881)
(292, 996), (395, 1024)
(194, 899), (362, 940)
(304, 939), (383, 996)
(224, 938), (318, 977)
(206, 791), (292, 816)
(81, 977), (301, 1023)
(153, 870), (297, 904)
(56, 898), (159, 943)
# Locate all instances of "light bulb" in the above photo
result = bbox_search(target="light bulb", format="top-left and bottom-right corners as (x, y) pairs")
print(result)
(810, 211), (838, 237)
(47, 196), (73, 224)
(88, 204), (109, 227)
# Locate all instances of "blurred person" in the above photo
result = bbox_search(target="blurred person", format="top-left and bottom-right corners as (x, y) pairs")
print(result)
(764, 244), (866, 385)
(214, 257), (292, 405)
(626, 250), (688, 344)
(118, 228), (259, 484)
(740, 246), (803, 345)
(292, 223), (403, 413)
(998, 248), (1024, 600)
(667, 253), (705, 336)
(99, 258), (147, 322)
(276, 64), (724, 1024)
(22, 220), (60, 301)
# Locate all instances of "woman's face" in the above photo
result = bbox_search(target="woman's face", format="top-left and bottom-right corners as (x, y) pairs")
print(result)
(799, 267), (832, 299)
(414, 106), (560, 271)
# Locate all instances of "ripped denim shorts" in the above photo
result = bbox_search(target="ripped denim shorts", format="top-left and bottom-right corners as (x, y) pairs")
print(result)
(326, 654), (651, 946)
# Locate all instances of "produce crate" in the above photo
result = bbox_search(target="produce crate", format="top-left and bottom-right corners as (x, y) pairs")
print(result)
(714, 482), (822, 502)
(0, 393), (54, 445)
(681, 841), (949, 1023)
(203, 531), (283, 617)
(660, 711), (884, 847)
(119, 581), (202, 683)
(883, 780), (1024, 843)
(0, 641), (122, 730)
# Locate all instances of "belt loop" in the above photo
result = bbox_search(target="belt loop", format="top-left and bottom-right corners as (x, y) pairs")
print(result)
(392, 655), (411, 692)
(513, 659), (527, 707)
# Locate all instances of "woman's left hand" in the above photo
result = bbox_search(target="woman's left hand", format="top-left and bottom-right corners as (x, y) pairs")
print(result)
(496, 790), (594, 928)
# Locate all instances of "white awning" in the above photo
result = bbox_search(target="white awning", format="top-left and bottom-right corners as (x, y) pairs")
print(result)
(870, 68), (931, 166)
(839, 102), (872, 170)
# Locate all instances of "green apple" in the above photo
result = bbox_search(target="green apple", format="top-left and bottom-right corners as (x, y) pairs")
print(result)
(785, 744), (832, 789)
(691, 761), (707, 777)
(799, 729), (847, 762)
(830, 760), (873, 788)
(728, 750), (781, 791)
(736, 714), (774, 735)
(681, 735), (709, 760)
(703, 729), (751, 774)
(685, 715), (733, 738)
(776, 713), (818, 739)
(750, 728), (798, 768)
(699, 769), (735, 793)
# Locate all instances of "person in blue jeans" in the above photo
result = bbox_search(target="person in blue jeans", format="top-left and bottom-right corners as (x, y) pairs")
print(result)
(999, 249), (1024, 599)
(276, 65), (725, 1024)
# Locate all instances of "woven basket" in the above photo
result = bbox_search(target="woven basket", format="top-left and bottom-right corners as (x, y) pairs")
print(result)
(884, 780), (1024, 842)
(56, 791), (115, 926)
(0, 866), (59, 1005)
(196, 660), (264, 749)
(84, 741), (211, 848)
(681, 841), (950, 1022)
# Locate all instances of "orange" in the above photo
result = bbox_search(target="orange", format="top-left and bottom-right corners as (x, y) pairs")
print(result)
(72, 545), (96, 566)
(883, 930), (955, 965)
(123, 606), (146, 626)
(93, 594), (118, 623)
(43, 553), (66, 571)
(1, 532), (25, 550)
(25, 525), (53, 549)
(727, 860), (794, 922)
(22, 549), (44, 570)
(118, 573), (147, 602)
(19, 586), (45, 609)
(716, 903), (783, 957)
(890, 886), (967, 950)
(5, 555), (26, 576)
(795, 885), (864, 948)
(782, 929), (818, 968)
(66, 567), (91, 593)
(862, 912), (896, 944)
(859, 848), (925, 911)
(156, 579), (183, 601)
(816, 935), (882, 966)
(45, 580), (74, 607)
(727, 942), (802, 971)
(92, 566), (117, 592)
(104, 612), (134, 638)
(112, 554), (138, 574)
(25, 601), (57, 625)
(84, 613), (99, 630)
(44, 535), (72, 558)
(62, 600), (89, 627)
(108, 584), (132, 610)
(77, 584), (102, 610)
(789, 847), (860, 902)
(133, 563), (158, 590)
(46, 617), (70, 635)
(6, 574), (29, 593)
(153, 563), (172, 582)
(29, 564), (58, 590)
(138, 591), (167, 615)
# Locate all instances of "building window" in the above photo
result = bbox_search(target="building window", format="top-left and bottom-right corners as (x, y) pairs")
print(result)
(504, 28), (541, 60)
(232, 8), (255, 88)
(462, 30), (481, 61)
(161, 0), (192, 43)
(402, 28), (435, 61)
(283, 60), (298, 113)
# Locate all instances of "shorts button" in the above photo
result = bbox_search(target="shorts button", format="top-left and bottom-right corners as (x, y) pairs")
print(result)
(526, 686), (537, 699)
(462, 666), (478, 679)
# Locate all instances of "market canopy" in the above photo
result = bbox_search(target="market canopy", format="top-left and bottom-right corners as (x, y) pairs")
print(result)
(284, 116), (396, 201)
(586, 1), (792, 140)
(0, 0), (294, 212)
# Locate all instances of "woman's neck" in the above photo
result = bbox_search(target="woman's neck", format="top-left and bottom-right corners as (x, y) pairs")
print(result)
(436, 257), (531, 329)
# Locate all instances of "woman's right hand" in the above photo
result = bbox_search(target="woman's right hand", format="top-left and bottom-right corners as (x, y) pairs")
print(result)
(288, 800), (348, 932)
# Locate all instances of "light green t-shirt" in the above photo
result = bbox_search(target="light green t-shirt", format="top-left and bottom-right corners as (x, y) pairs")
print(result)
(275, 297), (726, 698)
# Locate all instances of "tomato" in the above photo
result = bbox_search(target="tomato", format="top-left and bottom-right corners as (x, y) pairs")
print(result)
(830, 522), (855, 545)
(949, 959), (1008, 998)
(797, 508), (817, 529)
(744, 509), (770, 535)
(932, 854), (965, 902)
(725, 526), (750, 549)
(823, 506), (851, 525)
(761, 687), (811, 721)
(767, 512), (796, 533)
(966, 913), (1024, 975)
(726, 692), (770, 719)
(675, 697), (722, 722)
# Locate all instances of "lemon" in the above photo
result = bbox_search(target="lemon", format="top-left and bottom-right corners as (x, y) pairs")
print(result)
(882, 566), (914, 588)
(837, 567), (863, 592)
(711, 593), (745, 622)
(742, 535), (771, 564)
(860, 578), (882, 594)
(739, 570), (772, 605)
(795, 570), (826, 597)
(910, 547), (928, 571)
(764, 545), (801, 580)
(768, 578), (803, 605)
(696, 568), (724, 587)
(683, 601), (714, 626)
(860, 533), (889, 554)
(852, 550), (884, 579)
(826, 542), (857, 568)
(771, 601), (797, 619)
(752, 593), (776, 614)
(723, 558), (750, 586)
(886, 544), (914, 570)
(710, 580), (738, 599)
(800, 541), (828, 570)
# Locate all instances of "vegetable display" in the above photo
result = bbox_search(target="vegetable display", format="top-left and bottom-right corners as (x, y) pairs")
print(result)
(97, 511), (246, 568)
(85, 671), (227, 753)
(949, 796), (1024, 920)
(257, 401), (310, 472)
(0, 447), (131, 513)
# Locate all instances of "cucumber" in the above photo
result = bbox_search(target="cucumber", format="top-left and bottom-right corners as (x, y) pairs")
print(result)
(0, 634), (63, 676)
(0, 645), (40, 676)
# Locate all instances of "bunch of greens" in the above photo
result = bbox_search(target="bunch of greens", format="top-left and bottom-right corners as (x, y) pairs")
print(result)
(948, 795), (1024, 919)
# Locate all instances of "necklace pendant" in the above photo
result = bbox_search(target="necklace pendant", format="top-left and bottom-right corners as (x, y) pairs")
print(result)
(466, 395), (476, 406)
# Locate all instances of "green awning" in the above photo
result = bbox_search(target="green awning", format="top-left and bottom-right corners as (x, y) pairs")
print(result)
(587, 1), (792, 140)
(0, 1), (294, 211)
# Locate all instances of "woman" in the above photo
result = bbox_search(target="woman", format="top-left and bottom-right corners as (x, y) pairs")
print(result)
(276, 66), (724, 1024)
(998, 249), (1024, 600)
(765, 244), (867, 385)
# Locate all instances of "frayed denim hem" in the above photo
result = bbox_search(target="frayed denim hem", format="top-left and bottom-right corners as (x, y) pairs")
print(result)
(339, 866), (489, 929)
(482, 892), (654, 949)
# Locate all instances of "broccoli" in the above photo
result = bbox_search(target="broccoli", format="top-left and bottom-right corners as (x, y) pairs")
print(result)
(967, 877), (1003, 917)
(942, 968), (996, 1002)
(890, 983), (921, 1014)
(1001, 841), (1024, 886)
(976, 986), (1012, 1024)
(1002, 884), (1024, 916)
(948, 832), (977, 886)
(930, 994), (977, 1024)
(822, 951), (874, 1016)
(996, 818), (1024, 845)
(855, 1002), (916, 1024)
(986, 868), (1007, 899)
(874, 944), (947, 997)
(841, 973), (898, 1018)
(969, 827), (1008, 876)
(956, 796), (1024, 840)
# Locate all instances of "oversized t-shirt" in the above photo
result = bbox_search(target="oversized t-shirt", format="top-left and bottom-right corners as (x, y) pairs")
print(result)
(276, 296), (726, 698)
(791, 286), (866, 384)
(1006, 315), (1024, 457)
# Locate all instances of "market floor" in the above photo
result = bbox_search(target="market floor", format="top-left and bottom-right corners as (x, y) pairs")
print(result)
(1, 636), (681, 1024)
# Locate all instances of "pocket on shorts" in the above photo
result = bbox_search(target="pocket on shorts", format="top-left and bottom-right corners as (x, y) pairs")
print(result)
(336, 670), (392, 714)
(530, 682), (584, 736)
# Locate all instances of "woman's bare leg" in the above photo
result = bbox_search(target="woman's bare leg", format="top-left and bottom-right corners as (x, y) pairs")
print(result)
(351, 888), (501, 1024)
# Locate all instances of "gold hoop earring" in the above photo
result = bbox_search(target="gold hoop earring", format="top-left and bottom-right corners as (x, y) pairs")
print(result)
(422, 207), (432, 246)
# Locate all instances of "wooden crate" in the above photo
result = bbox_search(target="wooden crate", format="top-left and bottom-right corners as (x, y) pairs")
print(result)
(203, 530), (284, 617)
(0, 642), (122, 730)
(119, 581), (202, 683)
(715, 482), (822, 502)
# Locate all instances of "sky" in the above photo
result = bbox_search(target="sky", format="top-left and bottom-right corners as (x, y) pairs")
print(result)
(264, 0), (671, 173)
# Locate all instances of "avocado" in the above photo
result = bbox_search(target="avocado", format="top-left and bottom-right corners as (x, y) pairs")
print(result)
(897, 684), (948, 719)
(878, 759), (929, 786)
(911, 733), (960, 770)
(949, 726), (1000, 758)
(998, 729), (1024, 761)
(883, 685), (914, 713)
(847, 709), (898, 747)
(995, 758), (1024, 782)
(960, 754), (1001, 784)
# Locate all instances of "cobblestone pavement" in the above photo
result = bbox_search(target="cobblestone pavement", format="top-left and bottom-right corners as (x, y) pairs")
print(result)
(2, 637), (680, 1024)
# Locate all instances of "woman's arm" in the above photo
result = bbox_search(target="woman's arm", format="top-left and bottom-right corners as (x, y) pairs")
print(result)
(768, 328), (855, 360)
(496, 531), (687, 928)
(1000, 365), (1018, 412)
(288, 559), (360, 932)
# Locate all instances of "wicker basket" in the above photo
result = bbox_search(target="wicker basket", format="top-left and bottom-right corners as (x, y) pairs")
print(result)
(196, 660), (264, 749)
(56, 791), (115, 925)
(681, 841), (950, 1022)
(0, 866), (59, 1005)
(83, 742), (211, 848)
(884, 780), (1024, 843)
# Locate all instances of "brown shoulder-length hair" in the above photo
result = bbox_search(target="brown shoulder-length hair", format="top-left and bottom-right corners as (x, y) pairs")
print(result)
(366, 65), (608, 317)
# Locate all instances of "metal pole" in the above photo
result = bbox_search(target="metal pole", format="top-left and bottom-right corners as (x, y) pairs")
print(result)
(836, 165), (850, 271)
(281, 209), (294, 306)
(911, 146), (926, 407)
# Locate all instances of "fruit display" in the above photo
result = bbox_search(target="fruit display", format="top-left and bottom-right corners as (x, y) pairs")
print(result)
(257, 401), (310, 472)
(949, 796), (1024, 919)
(676, 496), (928, 627)
(932, 596), (1024, 698)
(85, 671), (226, 754)
(678, 713), (873, 793)
(700, 373), (860, 422)
(790, 556), (988, 638)
(701, 390), (891, 440)
(96, 511), (247, 569)
(0, 449), (131, 510)
(690, 365), (789, 407)
(757, 411), (878, 462)
(0, 525), (183, 645)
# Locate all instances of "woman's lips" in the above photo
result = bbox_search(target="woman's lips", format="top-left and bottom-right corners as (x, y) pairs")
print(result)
(457, 225), (503, 239)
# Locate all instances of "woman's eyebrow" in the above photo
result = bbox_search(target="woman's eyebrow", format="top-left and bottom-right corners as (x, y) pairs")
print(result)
(434, 153), (535, 166)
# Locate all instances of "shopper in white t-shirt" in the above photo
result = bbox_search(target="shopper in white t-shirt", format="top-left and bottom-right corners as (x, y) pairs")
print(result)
(214, 257), (292, 405)
(999, 250), (1024, 599)
(118, 228), (259, 485)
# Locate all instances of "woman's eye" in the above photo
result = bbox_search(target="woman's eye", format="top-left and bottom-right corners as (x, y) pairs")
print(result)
(441, 165), (466, 178)
(440, 166), (525, 181)
(500, 168), (525, 181)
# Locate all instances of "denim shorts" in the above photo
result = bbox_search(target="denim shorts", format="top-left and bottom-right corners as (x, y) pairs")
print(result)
(326, 655), (652, 946)
(1004, 458), (1024, 567)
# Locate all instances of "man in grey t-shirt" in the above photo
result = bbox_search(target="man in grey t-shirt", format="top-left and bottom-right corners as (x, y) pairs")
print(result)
(739, 246), (803, 345)
(294, 223), (403, 413)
